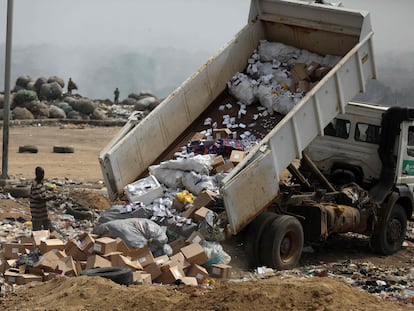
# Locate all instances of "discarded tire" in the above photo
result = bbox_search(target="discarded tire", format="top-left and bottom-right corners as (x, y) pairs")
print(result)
(80, 267), (133, 285)
(18, 145), (38, 153)
(53, 146), (74, 153)
(5, 185), (31, 198)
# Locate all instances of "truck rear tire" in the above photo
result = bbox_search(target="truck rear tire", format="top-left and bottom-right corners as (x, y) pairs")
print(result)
(371, 203), (407, 255)
(244, 212), (279, 268)
(259, 215), (304, 270)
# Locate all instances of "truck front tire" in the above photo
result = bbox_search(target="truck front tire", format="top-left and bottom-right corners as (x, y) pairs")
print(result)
(259, 215), (304, 270)
(371, 203), (407, 255)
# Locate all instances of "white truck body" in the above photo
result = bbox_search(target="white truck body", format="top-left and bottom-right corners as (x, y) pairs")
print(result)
(99, 0), (376, 235)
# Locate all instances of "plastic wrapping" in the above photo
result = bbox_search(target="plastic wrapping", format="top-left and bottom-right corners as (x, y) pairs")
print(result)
(182, 172), (219, 195)
(202, 240), (231, 267)
(159, 154), (214, 175)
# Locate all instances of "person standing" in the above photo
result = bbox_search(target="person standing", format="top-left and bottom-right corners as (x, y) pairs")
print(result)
(30, 166), (55, 231)
(67, 77), (78, 95)
(114, 87), (120, 104)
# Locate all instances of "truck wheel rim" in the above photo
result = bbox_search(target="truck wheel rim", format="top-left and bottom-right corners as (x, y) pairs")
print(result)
(280, 232), (294, 262)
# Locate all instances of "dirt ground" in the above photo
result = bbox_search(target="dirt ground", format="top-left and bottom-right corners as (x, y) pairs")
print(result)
(0, 125), (413, 311)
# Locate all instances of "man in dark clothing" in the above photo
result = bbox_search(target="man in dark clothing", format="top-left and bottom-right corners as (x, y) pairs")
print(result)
(67, 77), (78, 95)
(30, 166), (55, 231)
(114, 87), (120, 104)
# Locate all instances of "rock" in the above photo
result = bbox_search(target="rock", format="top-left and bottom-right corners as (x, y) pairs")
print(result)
(13, 89), (38, 107)
(12, 107), (34, 120)
(48, 75), (65, 88)
(49, 105), (67, 119)
(39, 82), (63, 101)
(68, 98), (96, 115)
(15, 75), (33, 88)
(56, 102), (73, 114)
(67, 110), (82, 120)
(30, 101), (50, 118)
(34, 77), (48, 94)
(26, 81), (36, 92)
(121, 98), (137, 106)
(91, 108), (107, 120)
(135, 96), (160, 111)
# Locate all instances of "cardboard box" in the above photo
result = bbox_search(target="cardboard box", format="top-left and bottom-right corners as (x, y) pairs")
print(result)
(77, 233), (95, 254)
(169, 239), (187, 255)
(131, 246), (154, 267)
(65, 239), (87, 261)
(115, 238), (130, 254)
(143, 262), (162, 281)
(17, 274), (43, 285)
(155, 265), (185, 284)
(124, 175), (163, 205)
(210, 263), (232, 279)
(180, 276), (198, 286)
(170, 252), (191, 271)
(182, 205), (197, 219)
(172, 197), (186, 211)
(32, 230), (50, 246)
(4, 270), (21, 284)
(56, 256), (80, 277)
(193, 190), (217, 209)
(229, 150), (246, 165)
(133, 271), (152, 285)
(213, 128), (232, 139)
(110, 254), (142, 271)
(194, 207), (212, 222)
(5, 259), (17, 271)
(185, 231), (205, 245)
(291, 63), (309, 81)
(154, 255), (170, 267)
(189, 132), (205, 142)
(93, 237), (117, 255)
(40, 239), (65, 255)
(211, 155), (226, 173)
(187, 264), (209, 284)
(214, 161), (234, 173)
(34, 250), (61, 272)
(312, 66), (331, 80)
(4, 242), (33, 259)
(86, 254), (112, 270)
(180, 243), (207, 265)
(296, 80), (310, 93)
(306, 61), (320, 76)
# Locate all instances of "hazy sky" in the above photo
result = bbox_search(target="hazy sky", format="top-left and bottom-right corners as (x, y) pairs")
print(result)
(0, 0), (412, 54)
(0, 0), (413, 99)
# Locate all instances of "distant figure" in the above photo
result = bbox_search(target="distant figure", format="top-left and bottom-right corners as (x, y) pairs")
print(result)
(67, 77), (78, 95)
(114, 87), (120, 104)
(30, 166), (55, 231)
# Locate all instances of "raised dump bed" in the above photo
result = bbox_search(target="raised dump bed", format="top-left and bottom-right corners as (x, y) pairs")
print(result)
(100, 0), (376, 235)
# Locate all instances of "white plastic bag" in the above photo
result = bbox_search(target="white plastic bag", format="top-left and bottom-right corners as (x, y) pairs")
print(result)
(227, 73), (257, 105)
(258, 40), (300, 63)
(149, 165), (184, 188)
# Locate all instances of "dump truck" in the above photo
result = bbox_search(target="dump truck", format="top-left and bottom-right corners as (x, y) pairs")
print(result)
(99, 0), (384, 270)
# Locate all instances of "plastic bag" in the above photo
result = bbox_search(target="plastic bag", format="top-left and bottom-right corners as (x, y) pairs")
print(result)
(159, 154), (214, 175)
(97, 203), (153, 224)
(182, 171), (218, 195)
(92, 218), (168, 253)
(149, 165), (184, 188)
(258, 40), (300, 63)
(202, 240), (231, 267)
(227, 73), (257, 105)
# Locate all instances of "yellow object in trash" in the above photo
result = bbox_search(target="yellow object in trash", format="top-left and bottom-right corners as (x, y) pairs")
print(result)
(176, 190), (194, 204)
(24, 221), (32, 227)
(281, 83), (289, 90)
(271, 90), (281, 96)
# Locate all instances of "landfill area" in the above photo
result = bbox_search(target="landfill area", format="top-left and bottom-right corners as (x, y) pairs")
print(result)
(0, 41), (413, 310)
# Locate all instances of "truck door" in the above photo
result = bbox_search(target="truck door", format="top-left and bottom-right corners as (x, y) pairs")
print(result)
(396, 122), (414, 190)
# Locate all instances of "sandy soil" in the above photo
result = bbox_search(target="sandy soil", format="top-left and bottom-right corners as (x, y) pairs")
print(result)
(0, 125), (413, 311)
(1, 124), (121, 183)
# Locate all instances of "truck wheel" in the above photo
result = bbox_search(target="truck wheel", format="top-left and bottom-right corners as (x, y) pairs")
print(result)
(80, 267), (133, 285)
(244, 212), (279, 268)
(371, 203), (407, 255)
(259, 215), (304, 270)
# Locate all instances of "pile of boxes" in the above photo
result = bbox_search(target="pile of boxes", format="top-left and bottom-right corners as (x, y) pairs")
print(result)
(0, 228), (231, 286)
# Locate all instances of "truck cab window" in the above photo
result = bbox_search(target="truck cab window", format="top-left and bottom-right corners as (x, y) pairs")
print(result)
(355, 123), (381, 144)
(323, 118), (350, 139)
(407, 126), (414, 157)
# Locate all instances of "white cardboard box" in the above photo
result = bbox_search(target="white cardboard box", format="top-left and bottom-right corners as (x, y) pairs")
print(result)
(124, 175), (163, 205)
